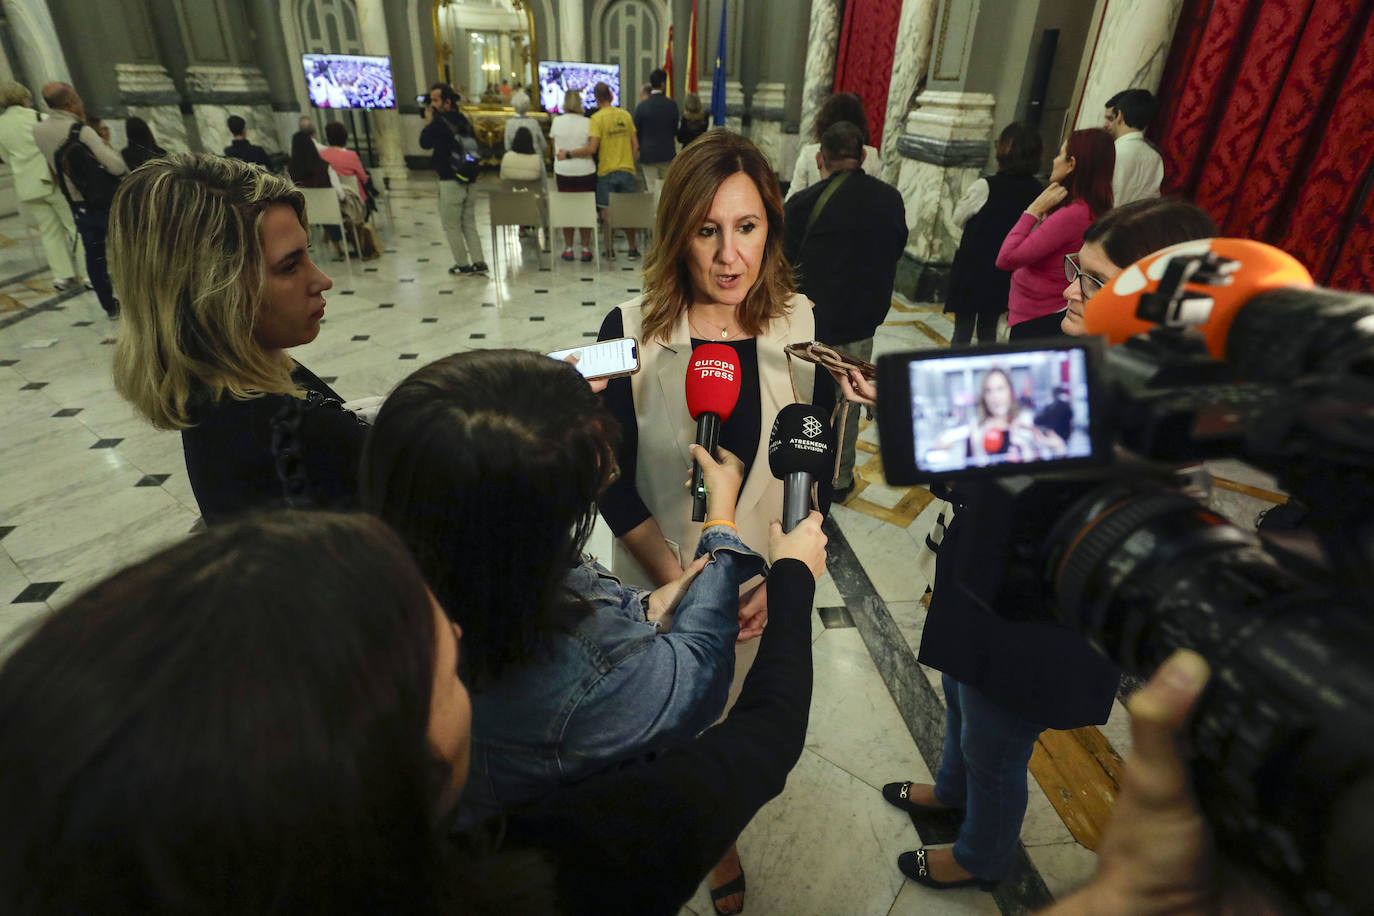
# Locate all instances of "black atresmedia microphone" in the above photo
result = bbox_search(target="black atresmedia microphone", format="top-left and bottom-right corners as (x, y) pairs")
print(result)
(685, 344), (743, 522)
(768, 404), (836, 532)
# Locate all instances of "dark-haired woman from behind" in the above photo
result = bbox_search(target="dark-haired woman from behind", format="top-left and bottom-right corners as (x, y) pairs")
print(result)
(361, 349), (773, 831)
(945, 123), (1044, 345)
(120, 116), (165, 171)
(995, 127), (1115, 339)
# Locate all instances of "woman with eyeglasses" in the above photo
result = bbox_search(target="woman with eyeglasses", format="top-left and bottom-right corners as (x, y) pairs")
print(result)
(1061, 197), (1219, 335)
(995, 128), (1115, 340)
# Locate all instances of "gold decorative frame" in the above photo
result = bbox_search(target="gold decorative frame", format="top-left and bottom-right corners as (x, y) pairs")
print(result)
(431, 0), (539, 108)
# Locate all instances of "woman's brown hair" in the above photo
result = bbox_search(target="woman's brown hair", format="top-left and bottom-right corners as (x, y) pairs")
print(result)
(640, 129), (796, 343)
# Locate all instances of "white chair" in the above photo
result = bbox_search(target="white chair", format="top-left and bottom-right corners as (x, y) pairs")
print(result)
(297, 186), (360, 273)
(498, 178), (549, 248)
(547, 190), (601, 276)
(605, 191), (657, 260)
(487, 190), (547, 285)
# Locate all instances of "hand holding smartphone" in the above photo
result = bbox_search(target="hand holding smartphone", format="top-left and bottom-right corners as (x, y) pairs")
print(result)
(548, 336), (639, 380)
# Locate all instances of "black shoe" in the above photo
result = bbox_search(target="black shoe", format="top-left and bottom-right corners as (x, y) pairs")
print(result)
(897, 849), (996, 891)
(881, 782), (964, 817)
(454, 264), (478, 275)
(834, 483), (854, 504)
(627, 248), (641, 260)
(449, 264), (465, 274)
(471, 261), (488, 273)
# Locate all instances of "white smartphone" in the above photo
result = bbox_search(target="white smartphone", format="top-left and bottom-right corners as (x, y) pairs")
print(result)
(548, 336), (640, 380)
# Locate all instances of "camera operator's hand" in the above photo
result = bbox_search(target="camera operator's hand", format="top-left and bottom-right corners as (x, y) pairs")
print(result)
(1038, 649), (1273, 916)
(1027, 182), (1069, 218)
(689, 444), (745, 525)
(828, 367), (876, 409)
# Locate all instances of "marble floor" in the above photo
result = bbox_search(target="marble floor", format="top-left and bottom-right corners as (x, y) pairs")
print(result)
(0, 175), (1282, 915)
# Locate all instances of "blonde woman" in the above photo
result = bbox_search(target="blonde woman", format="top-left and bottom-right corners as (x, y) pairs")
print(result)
(595, 128), (815, 915)
(110, 153), (369, 525)
(0, 81), (79, 290)
(549, 88), (595, 260)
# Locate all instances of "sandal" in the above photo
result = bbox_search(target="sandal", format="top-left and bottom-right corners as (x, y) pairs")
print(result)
(897, 848), (996, 891)
(709, 871), (745, 915)
(882, 781), (964, 817)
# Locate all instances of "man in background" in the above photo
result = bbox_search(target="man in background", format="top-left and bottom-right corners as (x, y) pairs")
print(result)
(783, 121), (906, 501)
(559, 81), (640, 259)
(224, 115), (271, 169)
(34, 82), (126, 318)
(1103, 89), (1164, 205)
(634, 68), (678, 183)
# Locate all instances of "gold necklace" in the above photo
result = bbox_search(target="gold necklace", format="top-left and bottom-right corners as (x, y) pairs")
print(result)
(688, 310), (736, 340)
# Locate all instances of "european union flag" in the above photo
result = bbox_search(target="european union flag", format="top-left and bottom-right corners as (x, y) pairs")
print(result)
(711, 0), (727, 126)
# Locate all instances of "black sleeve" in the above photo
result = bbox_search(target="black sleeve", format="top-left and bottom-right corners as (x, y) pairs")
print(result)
(419, 118), (443, 150)
(299, 402), (371, 511)
(503, 560), (816, 916)
(595, 308), (654, 536)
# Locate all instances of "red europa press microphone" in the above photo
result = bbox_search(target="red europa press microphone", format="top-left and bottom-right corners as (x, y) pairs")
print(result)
(685, 343), (743, 522)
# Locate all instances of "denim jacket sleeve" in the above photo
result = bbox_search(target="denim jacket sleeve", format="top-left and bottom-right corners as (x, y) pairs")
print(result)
(559, 525), (768, 767)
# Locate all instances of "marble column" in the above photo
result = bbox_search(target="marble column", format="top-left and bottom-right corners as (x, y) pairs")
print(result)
(1074, 0), (1185, 129)
(723, 80), (745, 134)
(749, 82), (787, 170)
(558, 0), (584, 60)
(355, 0), (408, 180)
(4, 0), (71, 91)
(879, 0), (939, 185)
(116, 63), (190, 153)
(893, 90), (994, 300)
(184, 65), (277, 155)
(798, 0), (842, 146)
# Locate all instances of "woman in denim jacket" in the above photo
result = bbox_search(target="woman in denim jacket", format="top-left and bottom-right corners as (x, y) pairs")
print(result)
(362, 349), (766, 828)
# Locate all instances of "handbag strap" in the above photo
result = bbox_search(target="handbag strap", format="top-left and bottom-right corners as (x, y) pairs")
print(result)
(801, 169), (851, 245)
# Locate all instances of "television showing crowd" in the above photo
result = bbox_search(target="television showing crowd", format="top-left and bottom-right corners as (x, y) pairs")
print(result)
(0, 61), (1327, 916)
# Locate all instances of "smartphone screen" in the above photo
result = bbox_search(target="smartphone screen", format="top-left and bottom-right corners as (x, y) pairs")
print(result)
(416, 93), (428, 106)
(548, 337), (639, 379)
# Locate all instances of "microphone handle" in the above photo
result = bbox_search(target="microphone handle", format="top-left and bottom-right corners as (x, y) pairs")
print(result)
(782, 471), (814, 533)
(691, 413), (721, 522)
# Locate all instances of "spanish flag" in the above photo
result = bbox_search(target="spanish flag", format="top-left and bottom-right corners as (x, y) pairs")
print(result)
(686, 0), (698, 93)
(664, 25), (674, 97)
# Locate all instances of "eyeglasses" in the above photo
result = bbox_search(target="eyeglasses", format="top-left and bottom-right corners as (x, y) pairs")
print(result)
(1064, 253), (1105, 299)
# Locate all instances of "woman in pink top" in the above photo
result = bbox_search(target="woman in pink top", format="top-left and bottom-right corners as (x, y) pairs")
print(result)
(996, 128), (1114, 339)
(320, 121), (371, 202)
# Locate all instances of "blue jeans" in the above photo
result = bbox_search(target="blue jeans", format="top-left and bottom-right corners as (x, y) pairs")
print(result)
(595, 169), (636, 208)
(933, 673), (1045, 879)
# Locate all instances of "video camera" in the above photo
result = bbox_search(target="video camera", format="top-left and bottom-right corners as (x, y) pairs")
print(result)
(875, 239), (1374, 915)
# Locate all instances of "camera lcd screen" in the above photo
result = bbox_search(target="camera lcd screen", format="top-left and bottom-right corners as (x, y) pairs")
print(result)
(905, 346), (1096, 476)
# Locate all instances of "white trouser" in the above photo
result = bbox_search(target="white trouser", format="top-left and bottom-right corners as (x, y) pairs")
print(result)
(21, 186), (80, 279)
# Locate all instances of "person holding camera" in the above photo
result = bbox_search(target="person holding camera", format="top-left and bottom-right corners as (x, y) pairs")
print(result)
(420, 81), (487, 275)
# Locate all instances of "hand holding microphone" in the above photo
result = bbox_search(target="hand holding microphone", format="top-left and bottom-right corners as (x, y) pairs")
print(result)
(689, 443), (745, 525)
(768, 404), (837, 532)
(685, 344), (743, 522)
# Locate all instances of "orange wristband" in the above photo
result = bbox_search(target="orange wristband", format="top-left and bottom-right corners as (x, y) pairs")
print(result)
(703, 519), (738, 532)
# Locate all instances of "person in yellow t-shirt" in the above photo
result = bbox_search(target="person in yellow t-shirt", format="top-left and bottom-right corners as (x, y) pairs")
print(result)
(559, 81), (641, 258)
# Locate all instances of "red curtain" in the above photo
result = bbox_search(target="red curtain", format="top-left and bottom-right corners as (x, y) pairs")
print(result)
(832, 0), (902, 148)
(1152, 0), (1374, 290)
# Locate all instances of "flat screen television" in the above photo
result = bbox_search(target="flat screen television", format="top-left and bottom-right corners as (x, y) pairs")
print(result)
(537, 61), (622, 114)
(302, 53), (395, 109)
